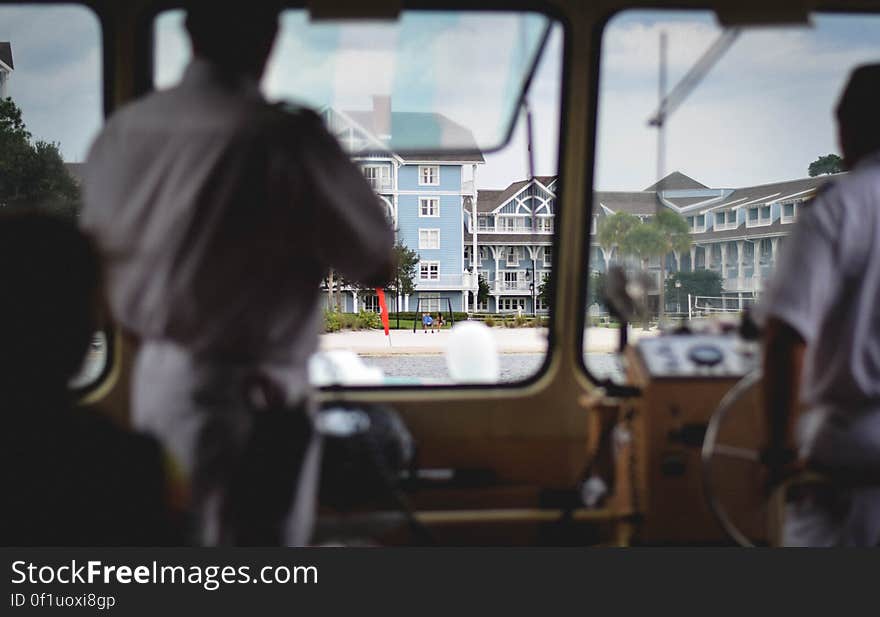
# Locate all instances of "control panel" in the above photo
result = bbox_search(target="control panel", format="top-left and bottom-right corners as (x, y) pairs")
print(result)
(635, 334), (758, 379)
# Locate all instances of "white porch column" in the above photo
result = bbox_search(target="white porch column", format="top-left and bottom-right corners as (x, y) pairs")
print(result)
(689, 246), (697, 272)
(462, 290), (469, 313)
(736, 240), (744, 281)
(771, 237), (779, 267)
(704, 245), (713, 270)
(720, 243), (728, 280)
(753, 240), (761, 281)
(352, 291), (358, 312)
(673, 250), (681, 272)
(404, 294), (410, 311)
(601, 247), (612, 271)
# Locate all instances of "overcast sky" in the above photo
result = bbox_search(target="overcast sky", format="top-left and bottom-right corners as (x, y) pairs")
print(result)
(2, 7), (879, 192)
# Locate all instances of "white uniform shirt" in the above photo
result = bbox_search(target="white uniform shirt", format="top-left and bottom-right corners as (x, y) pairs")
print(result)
(81, 60), (392, 371)
(760, 152), (880, 416)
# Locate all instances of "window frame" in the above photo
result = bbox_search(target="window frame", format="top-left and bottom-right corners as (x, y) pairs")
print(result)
(418, 260), (441, 281)
(143, 2), (569, 394)
(419, 196), (440, 218)
(418, 228), (441, 250)
(418, 165), (440, 186)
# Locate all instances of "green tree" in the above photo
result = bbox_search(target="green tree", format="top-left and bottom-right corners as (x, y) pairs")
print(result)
(587, 271), (607, 307)
(651, 209), (692, 320)
(538, 272), (551, 310)
(665, 270), (723, 313)
(597, 211), (639, 258)
(0, 98), (79, 216)
(477, 273), (490, 306)
(808, 153), (844, 177)
(386, 241), (418, 310)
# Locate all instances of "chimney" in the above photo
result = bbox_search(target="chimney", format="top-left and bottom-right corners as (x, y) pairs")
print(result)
(371, 95), (391, 140)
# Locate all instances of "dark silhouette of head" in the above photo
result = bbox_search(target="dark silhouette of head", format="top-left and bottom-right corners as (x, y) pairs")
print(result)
(0, 212), (101, 398)
(836, 64), (880, 168)
(185, 1), (281, 79)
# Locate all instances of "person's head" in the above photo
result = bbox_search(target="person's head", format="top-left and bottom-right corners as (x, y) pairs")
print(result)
(835, 64), (880, 168)
(185, 1), (281, 79)
(0, 213), (101, 395)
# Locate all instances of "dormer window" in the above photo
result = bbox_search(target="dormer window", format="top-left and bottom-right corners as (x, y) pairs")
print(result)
(418, 165), (440, 186)
(781, 201), (799, 224)
(686, 214), (706, 233)
(715, 210), (737, 230)
(747, 205), (772, 227)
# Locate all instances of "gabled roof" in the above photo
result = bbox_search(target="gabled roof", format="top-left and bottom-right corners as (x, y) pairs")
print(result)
(594, 191), (660, 216)
(475, 175), (558, 213)
(643, 171), (708, 192)
(0, 42), (13, 70)
(701, 174), (836, 213)
(344, 110), (484, 162)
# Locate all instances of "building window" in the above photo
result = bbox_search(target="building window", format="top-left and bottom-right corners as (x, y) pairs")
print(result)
(687, 215), (706, 233)
(419, 229), (440, 249)
(421, 295), (441, 313)
(498, 297), (526, 312)
(503, 271), (520, 290)
(715, 210), (736, 230)
(535, 296), (548, 311)
(363, 294), (380, 312)
(419, 197), (440, 217)
(419, 261), (440, 281)
(781, 202), (797, 224)
(418, 165), (439, 186)
(506, 246), (520, 266)
(476, 297), (488, 311)
(478, 216), (491, 231)
(362, 165), (391, 190)
(537, 217), (554, 232)
(747, 205), (772, 227)
(478, 246), (487, 260)
(543, 247), (552, 267)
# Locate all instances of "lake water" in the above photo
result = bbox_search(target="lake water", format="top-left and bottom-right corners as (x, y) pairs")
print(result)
(360, 352), (624, 384)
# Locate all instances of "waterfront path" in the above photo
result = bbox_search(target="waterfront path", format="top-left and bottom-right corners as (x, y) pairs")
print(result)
(319, 326), (659, 356)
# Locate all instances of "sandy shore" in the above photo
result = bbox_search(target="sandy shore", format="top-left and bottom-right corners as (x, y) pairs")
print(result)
(319, 326), (659, 355)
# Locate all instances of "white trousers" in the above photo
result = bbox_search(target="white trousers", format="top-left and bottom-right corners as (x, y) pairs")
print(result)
(784, 408), (880, 546)
(131, 341), (321, 546)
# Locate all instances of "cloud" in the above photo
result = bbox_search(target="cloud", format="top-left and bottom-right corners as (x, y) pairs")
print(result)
(595, 12), (880, 190)
(0, 6), (102, 161)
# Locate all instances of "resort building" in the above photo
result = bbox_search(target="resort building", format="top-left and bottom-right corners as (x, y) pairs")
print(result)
(589, 171), (836, 308)
(318, 98), (836, 315)
(320, 96), (484, 314)
(0, 42), (13, 99)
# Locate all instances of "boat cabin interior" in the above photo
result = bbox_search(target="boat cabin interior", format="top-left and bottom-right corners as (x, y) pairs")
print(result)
(3, 0), (878, 547)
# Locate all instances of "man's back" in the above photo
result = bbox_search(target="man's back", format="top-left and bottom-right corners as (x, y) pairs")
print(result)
(82, 60), (392, 365)
(764, 153), (880, 414)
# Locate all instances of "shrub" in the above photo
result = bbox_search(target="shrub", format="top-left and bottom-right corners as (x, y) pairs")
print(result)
(323, 309), (342, 333)
(514, 314), (528, 328)
(356, 310), (382, 330)
(484, 316), (495, 327)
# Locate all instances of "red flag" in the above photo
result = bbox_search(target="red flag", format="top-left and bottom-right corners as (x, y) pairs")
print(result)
(376, 288), (390, 336)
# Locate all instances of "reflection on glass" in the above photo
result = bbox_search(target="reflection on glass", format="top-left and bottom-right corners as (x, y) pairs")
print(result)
(586, 11), (879, 381)
(155, 9), (551, 152)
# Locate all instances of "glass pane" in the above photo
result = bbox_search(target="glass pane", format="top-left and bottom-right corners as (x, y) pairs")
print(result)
(155, 9), (551, 153)
(587, 10), (875, 382)
(0, 5), (105, 391)
(154, 10), (563, 386)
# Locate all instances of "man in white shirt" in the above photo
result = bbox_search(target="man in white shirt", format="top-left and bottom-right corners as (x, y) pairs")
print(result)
(760, 64), (880, 546)
(81, 3), (394, 545)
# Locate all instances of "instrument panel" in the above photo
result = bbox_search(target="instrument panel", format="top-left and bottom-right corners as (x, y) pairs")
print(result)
(635, 334), (759, 379)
